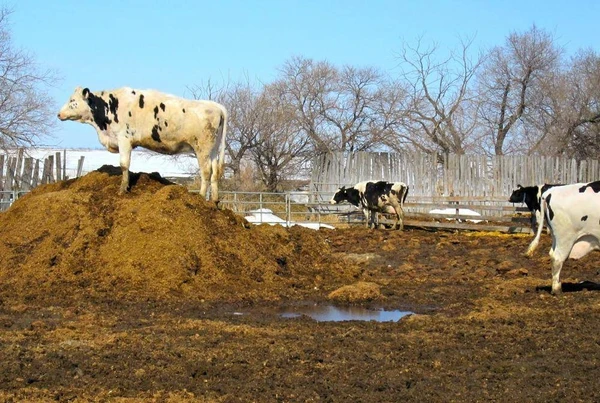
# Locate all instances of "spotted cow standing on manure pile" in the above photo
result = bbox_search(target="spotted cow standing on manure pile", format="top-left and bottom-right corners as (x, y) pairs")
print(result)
(330, 181), (409, 230)
(58, 87), (228, 202)
(526, 181), (600, 294)
(509, 183), (562, 232)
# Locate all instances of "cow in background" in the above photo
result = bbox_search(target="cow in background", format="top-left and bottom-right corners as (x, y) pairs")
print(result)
(509, 184), (562, 232)
(58, 86), (228, 203)
(526, 181), (600, 294)
(330, 181), (409, 230)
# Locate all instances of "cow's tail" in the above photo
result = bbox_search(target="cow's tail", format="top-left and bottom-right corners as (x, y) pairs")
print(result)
(402, 185), (409, 207)
(216, 107), (228, 179)
(526, 193), (546, 257)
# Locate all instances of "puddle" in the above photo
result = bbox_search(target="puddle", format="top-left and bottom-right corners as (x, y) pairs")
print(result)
(280, 305), (412, 322)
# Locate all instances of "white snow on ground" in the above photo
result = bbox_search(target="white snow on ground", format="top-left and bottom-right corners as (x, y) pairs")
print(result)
(245, 208), (335, 230)
(429, 208), (483, 223)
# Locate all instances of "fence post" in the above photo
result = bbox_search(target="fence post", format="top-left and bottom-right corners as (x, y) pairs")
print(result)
(76, 156), (85, 177)
(286, 193), (291, 224)
(55, 152), (62, 182)
(0, 154), (4, 191)
(32, 159), (40, 188)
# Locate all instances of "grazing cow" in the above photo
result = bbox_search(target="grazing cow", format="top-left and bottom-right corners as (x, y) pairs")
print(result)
(58, 86), (228, 202)
(509, 184), (562, 232)
(330, 181), (409, 230)
(526, 181), (600, 294)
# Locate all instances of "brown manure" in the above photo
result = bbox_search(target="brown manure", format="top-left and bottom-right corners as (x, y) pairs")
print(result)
(0, 166), (358, 303)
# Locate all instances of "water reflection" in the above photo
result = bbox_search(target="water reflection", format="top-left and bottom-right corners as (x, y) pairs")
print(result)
(280, 305), (412, 322)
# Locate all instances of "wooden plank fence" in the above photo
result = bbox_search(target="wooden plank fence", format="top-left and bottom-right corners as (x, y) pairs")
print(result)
(0, 148), (85, 211)
(311, 152), (600, 198)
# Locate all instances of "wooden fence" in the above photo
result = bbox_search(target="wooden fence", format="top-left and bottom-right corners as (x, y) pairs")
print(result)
(310, 152), (600, 198)
(0, 149), (85, 211)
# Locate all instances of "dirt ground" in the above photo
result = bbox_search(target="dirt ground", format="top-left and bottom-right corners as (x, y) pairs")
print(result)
(1, 167), (600, 402)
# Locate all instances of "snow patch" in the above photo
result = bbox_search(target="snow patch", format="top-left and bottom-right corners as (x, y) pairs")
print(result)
(245, 208), (335, 230)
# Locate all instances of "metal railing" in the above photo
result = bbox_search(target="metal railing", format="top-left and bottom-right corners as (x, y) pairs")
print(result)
(2, 187), (531, 232)
(191, 190), (341, 228)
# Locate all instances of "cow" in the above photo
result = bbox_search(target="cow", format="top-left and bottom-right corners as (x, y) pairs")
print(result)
(509, 184), (562, 232)
(330, 181), (409, 230)
(526, 181), (600, 294)
(58, 86), (228, 203)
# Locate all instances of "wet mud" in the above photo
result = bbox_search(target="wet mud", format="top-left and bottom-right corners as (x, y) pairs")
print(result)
(1, 166), (600, 402)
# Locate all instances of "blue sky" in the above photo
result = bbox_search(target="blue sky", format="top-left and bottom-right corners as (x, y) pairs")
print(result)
(9, 0), (600, 149)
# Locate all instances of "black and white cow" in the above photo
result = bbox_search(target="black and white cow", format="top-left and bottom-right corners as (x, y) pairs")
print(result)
(526, 181), (600, 294)
(330, 181), (409, 230)
(509, 184), (562, 232)
(58, 87), (228, 202)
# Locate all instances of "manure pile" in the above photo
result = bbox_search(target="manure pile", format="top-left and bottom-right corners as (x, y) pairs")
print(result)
(0, 166), (358, 303)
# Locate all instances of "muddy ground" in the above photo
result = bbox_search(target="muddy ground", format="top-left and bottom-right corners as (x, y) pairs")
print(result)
(1, 167), (600, 402)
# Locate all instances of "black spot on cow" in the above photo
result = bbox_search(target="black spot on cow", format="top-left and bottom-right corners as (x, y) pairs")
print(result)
(581, 215), (588, 221)
(546, 194), (554, 221)
(182, 108), (186, 113)
(154, 106), (159, 119)
(151, 125), (161, 142)
(139, 94), (145, 108)
(108, 94), (119, 123)
(128, 111), (132, 117)
(579, 181), (600, 193)
(85, 91), (111, 131)
(164, 121), (168, 127)
(160, 102), (165, 112)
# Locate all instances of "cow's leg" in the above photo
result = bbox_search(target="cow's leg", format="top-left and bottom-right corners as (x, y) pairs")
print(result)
(550, 257), (564, 295)
(193, 150), (212, 201)
(398, 204), (405, 230)
(389, 203), (402, 230)
(548, 235), (575, 295)
(118, 141), (132, 194)
(209, 157), (220, 203)
(393, 206), (403, 230)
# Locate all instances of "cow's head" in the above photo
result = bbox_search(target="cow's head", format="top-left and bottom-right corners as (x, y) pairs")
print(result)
(330, 186), (348, 204)
(57, 87), (93, 122)
(508, 184), (527, 204)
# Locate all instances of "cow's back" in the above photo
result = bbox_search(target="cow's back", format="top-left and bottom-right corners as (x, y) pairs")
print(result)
(112, 88), (226, 154)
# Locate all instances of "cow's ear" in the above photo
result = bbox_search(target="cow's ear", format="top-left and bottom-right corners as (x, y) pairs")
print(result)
(82, 88), (90, 98)
(517, 184), (522, 189)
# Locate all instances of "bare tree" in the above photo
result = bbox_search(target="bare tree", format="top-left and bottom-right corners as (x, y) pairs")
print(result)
(321, 65), (396, 152)
(251, 83), (312, 191)
(275, 56), (398, 154)
(395, 36), (484, 155)
(533, 49), (600, 158)
(476, 25), (561, 155)
(189, 78), (263, 183)
(0, 8), (59, 150)
(275, 56), (337, 153)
